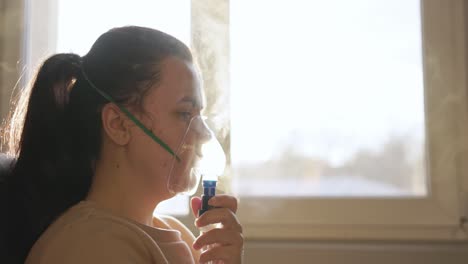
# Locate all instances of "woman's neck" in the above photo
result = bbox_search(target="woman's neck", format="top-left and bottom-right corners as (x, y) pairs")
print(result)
(86, 155), (167, 227)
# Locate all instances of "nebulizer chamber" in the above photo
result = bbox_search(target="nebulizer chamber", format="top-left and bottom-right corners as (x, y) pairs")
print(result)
(196, 131), (226, 235)
(192, 129), (226, 264)
(197, 131), (226, 217)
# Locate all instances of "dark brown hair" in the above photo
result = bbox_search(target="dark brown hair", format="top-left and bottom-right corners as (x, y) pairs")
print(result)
(4, 26), (192, 263)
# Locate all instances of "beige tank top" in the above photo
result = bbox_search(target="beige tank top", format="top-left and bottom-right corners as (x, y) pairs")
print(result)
(25, 201), (195, 264)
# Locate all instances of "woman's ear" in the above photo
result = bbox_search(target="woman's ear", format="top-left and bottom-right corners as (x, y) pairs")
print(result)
(101, 103), (131, 145)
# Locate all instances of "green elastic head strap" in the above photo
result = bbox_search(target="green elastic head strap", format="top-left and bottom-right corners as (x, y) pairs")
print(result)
(81, 70), (181, 162)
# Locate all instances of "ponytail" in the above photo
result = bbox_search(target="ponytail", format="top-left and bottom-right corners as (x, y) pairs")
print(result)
(6, 53), (93, 263)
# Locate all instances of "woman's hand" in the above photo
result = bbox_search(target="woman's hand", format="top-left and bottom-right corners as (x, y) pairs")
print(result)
(191, 195), (244, 264)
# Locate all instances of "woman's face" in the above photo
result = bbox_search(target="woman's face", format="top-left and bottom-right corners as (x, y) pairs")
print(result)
(127, 56), (207, 196)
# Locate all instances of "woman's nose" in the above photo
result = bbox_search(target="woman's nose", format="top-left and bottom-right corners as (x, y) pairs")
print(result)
(190, 115), (212, 143)
(198, 118), (213, 143)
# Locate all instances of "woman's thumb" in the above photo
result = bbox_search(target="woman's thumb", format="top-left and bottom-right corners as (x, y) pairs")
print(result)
(190, 196), (202, 218)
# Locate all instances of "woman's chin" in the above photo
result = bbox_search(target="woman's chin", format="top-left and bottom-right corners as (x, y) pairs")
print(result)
(168, 179), (200, 196)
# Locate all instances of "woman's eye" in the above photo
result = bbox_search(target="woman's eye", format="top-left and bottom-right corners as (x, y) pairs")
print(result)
(178, 112), (192, 121)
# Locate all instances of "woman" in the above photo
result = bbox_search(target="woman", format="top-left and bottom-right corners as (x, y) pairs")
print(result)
(5, 26), (243, 263)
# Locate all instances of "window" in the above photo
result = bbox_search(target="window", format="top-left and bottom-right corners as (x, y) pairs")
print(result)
(23, 0), (468, 240)
(232, 0), (468, 240)
(231, 0), (426, 197)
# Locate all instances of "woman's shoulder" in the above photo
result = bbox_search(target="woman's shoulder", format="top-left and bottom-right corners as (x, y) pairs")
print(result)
(156, 214), (194, 240)
(155, 214), (200, 261)
(26, 201), (167, 264)
(45, 201), (158, 243)
(157, 214), (185, 229)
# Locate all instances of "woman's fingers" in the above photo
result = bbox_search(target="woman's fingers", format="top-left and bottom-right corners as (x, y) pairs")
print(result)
(194, 229), (244, 264)
(195, 208), (242, 233)
(193, 194), (243, 264)
(199, 245), (244, 264)
(208, 194), (238, 213)
(195, 195), (241, 231)
(193, 228), (244, 250)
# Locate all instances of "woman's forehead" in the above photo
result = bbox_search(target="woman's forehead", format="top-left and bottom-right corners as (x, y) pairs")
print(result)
(146, 57), (203, 108)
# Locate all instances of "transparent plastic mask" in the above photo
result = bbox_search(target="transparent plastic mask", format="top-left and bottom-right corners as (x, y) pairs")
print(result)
(167, 115), (226, 195)
(195, 131), (226, 182)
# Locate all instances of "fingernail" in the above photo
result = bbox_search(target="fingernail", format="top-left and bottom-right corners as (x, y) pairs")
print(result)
(192, 241), (200, 250)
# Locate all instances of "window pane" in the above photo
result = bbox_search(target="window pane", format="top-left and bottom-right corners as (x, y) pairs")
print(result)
(231, 0), (426, 197)
(55, 0), (191, 214)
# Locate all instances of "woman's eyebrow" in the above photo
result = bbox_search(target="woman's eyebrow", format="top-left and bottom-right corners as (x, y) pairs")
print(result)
(177, 96), (202, 109)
